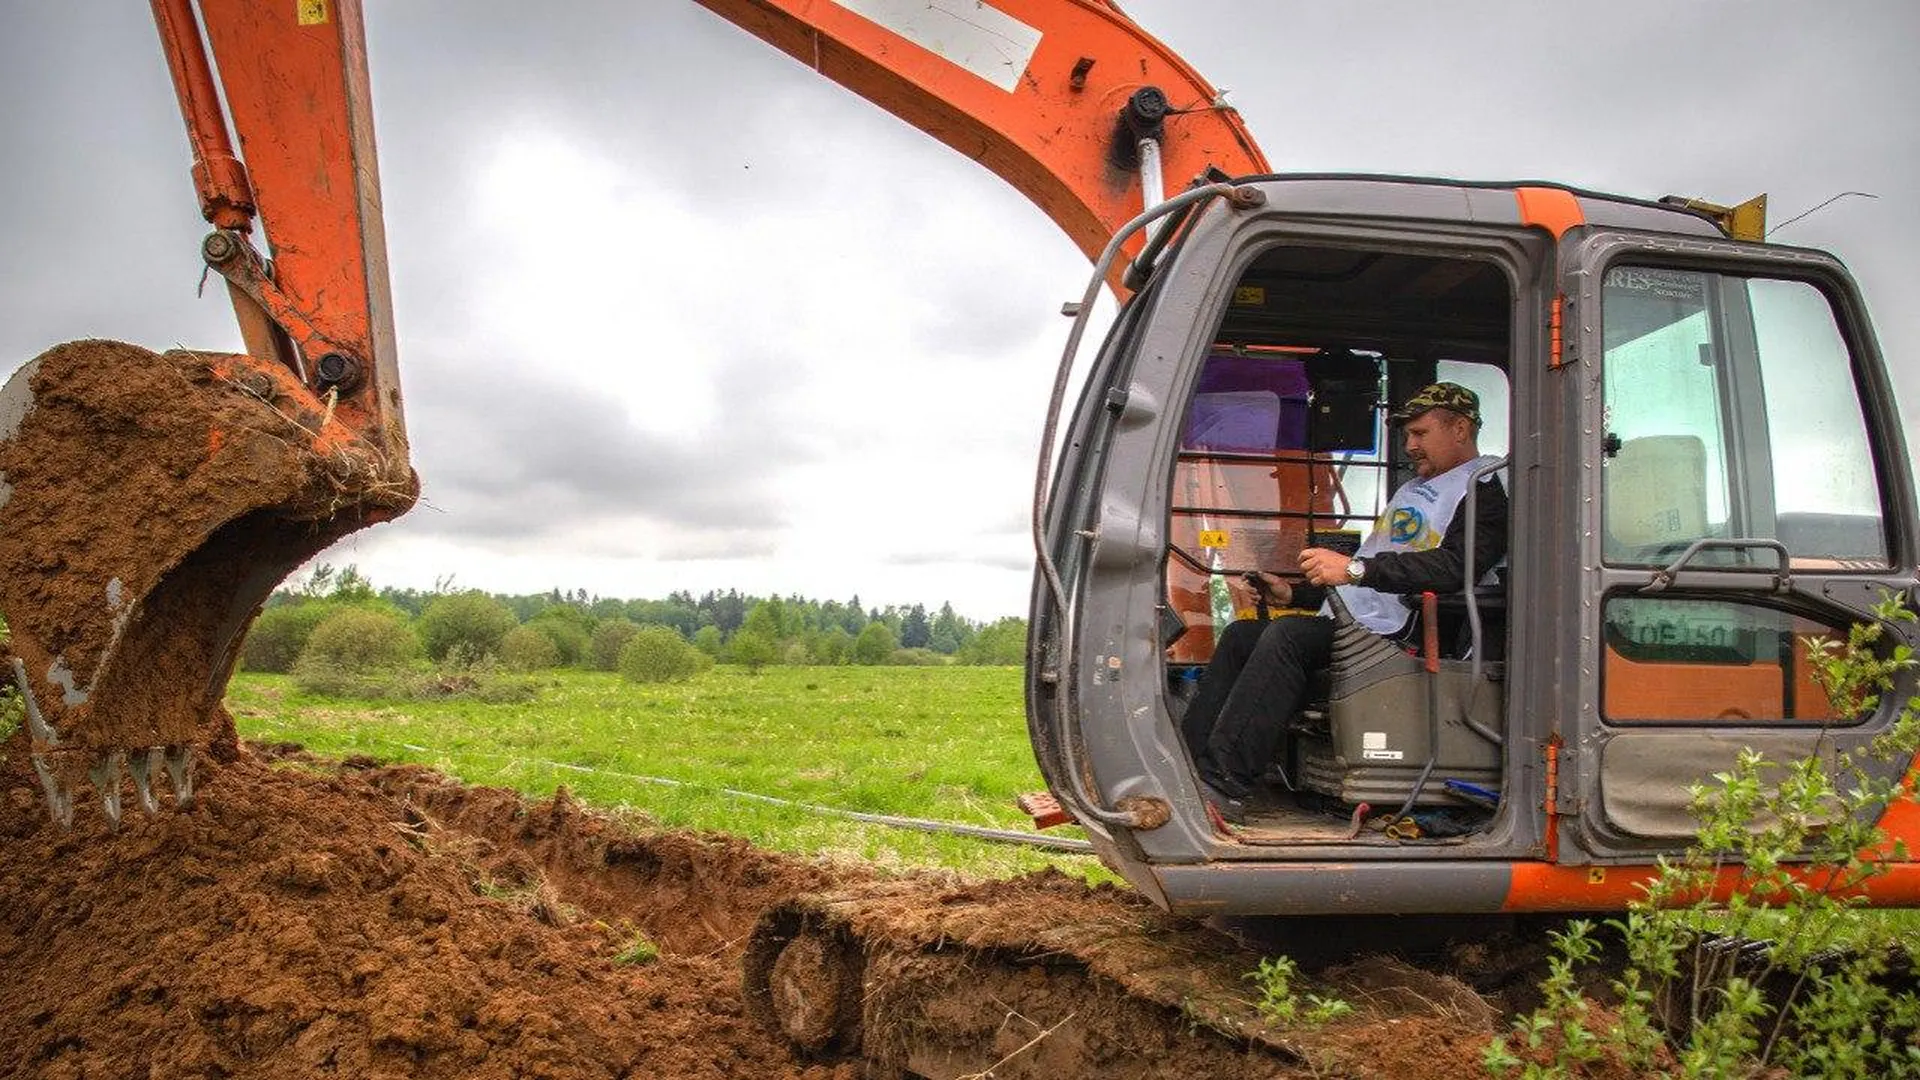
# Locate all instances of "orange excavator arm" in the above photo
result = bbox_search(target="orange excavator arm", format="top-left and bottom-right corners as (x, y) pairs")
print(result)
(150, 0), (405, 453)
(698, 0), (1269, 268)
(0, 0), (1267, 827)
(160, 0), (1268, 416)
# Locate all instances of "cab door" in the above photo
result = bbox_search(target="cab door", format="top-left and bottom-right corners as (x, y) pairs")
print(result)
(1554, 230), (1920, 860)
(1031, 181), (1557, 884)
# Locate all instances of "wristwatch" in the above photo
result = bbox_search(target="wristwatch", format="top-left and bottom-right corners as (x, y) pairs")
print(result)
(1346, 558), (1367, 583)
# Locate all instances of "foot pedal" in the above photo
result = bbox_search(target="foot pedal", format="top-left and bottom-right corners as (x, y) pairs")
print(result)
(1015, 791), (1073, 830)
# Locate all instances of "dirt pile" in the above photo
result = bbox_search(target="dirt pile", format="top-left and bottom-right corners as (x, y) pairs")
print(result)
(0, 740), (1594, 1079)
(0, 745), (837, 1080)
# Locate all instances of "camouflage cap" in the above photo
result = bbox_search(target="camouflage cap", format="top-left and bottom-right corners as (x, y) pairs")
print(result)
(1390, 381), (1481, 427)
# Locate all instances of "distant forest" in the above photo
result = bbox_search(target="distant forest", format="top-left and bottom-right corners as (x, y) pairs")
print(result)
(256, 564), (1029, 669)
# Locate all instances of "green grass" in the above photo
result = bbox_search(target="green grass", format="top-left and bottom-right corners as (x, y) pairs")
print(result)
(227, 665), (1109, 881)
(209, 665), (1920, 941)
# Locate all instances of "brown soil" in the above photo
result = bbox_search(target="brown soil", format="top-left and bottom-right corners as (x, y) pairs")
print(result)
(0, 341), (413, 760)
(0, 746), (838, 1080)
(0, 741), (1614, 1079)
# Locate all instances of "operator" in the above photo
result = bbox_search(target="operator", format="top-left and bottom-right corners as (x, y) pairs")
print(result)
(1182, 382), (1508, 823)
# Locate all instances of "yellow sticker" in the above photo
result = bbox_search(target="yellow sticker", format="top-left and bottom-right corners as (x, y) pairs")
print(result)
(1233, 285), (1266, 306)
(1588, 867), (1607, 884)
(297, 0), (330, 26)
(1198, 530), (1230, 550)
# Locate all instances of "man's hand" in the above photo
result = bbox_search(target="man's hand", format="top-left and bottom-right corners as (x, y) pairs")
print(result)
(1244, 570), (1292, 607)
(1298, 547), (1353, 587)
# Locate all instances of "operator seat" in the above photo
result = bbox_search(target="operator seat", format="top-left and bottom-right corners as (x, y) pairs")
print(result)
(1294, 584), (1504, 808)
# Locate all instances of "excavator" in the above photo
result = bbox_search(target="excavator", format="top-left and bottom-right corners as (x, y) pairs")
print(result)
(2, 1), (1917, 1074)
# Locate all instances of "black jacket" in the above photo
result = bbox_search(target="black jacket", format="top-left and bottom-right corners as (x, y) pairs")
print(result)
(1293, 473), (1508, 610)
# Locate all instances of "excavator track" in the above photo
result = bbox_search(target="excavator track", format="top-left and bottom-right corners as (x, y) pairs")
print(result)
(0, 339), (414, 826)
(741, 875), (1503, 1079)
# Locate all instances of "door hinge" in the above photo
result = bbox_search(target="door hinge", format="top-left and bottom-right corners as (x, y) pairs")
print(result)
(1548, 295), (1565, 368)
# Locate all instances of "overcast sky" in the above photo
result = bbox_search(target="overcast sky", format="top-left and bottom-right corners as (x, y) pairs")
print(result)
(2, 1), (1914, 620)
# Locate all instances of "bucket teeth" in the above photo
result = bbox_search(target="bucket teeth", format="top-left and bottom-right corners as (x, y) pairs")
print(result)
(10, 657), (57, 746)
(89, 752), (126, 830)
(130, 748), (161, 816)
(30, 754), (76, 829)
(10, 658), (198, 826)
(13, 656), (74, 827)
(164, 746), (196, 808)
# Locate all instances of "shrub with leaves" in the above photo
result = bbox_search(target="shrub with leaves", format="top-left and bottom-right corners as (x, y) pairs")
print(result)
(887, 647), (945, 666)
(852, 622), (897, 665)
(1487, 592), (1920, 1079)
(728, 630), (778, 673)
(527, 613), (590, 667)
(692, 624), (724, 658)
(417, 590), (518, 662)
(588, 618), (642, 671)
(618, 626), (710, 684)
(292, 607), (421, 696)
(499, 625), (562, 672)
(242, 602), (337, 673)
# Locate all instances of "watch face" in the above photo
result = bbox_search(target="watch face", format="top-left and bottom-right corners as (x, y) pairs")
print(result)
(1347, 559), (1365, 581)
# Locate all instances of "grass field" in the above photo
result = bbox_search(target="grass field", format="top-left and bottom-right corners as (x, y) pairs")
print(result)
(227, 665), (1109, 881)
(227, 663), (1920, 945)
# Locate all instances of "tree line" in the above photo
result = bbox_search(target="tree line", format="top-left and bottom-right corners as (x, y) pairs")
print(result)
(244, 564), (1030, 683)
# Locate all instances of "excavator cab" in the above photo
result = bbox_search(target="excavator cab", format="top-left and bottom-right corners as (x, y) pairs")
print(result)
(1030, 176), (1920, 915)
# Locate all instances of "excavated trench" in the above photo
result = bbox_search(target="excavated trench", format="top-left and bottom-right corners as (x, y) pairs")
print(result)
(0, 739), (1652, 1079)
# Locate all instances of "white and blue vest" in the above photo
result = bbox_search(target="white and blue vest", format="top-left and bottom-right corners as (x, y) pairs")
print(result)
(1329, 454), (1503, 635)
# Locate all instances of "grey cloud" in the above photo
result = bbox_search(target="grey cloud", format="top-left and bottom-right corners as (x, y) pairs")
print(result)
(395, 347), (815, 545)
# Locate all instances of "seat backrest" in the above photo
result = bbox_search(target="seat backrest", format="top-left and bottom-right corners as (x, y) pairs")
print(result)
(1605, 434), (1708, 558)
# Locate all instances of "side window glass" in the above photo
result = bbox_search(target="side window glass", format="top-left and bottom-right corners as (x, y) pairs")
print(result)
(1603, 597), (1842, 724)
(1600, 270), (1728, 561)
(1600, 267), (1888, 566)
(1750, 279), (1887, 563)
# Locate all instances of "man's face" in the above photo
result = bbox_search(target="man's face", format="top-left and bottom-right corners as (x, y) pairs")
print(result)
(1402, 409), (1475, 478)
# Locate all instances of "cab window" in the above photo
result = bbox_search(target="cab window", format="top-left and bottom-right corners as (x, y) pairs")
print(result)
(1601, 268), (1888, 567)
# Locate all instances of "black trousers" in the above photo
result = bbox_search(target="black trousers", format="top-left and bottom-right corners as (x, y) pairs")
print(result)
(1180, 615), (1334, 798)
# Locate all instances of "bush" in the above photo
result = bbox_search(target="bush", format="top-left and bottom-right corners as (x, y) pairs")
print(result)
(692, 625), (724, 658)
(291, 607), (420, 696)
(851, 622), (897, 665)
(588, 618), (641, 671)
(618, 626), (710, 684)
(499, 625), (562, 671)
(887, 647), (945, 666)
(957, 617), (1027, 666)
(242, 602), (335, 673)
(1488, 593), (1920, 1079)
(809, 626), (852, 666)
(728, 630), (778, 672)
(417, 591), (518, 662)
(527, 615), (590, 667)
(298, 606), (419, 671)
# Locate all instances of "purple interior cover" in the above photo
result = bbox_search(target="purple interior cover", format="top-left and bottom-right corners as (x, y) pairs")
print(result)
(1182, 353), (1310, 450)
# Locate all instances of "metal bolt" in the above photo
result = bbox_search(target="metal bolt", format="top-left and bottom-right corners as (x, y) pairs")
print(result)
(201, 231), (241, 265)
(1226, 186), (1268, 211)
(315, 352), (361, 392)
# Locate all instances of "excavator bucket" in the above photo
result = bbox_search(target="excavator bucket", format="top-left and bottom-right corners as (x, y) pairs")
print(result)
(0, 339), (415, 827)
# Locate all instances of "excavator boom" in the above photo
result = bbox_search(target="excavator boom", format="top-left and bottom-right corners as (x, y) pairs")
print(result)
(0, 1), (1270, 826)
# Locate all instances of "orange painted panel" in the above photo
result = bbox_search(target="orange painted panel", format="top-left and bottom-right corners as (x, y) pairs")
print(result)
(1514, 186), (1584, 239)
(1504, 854), (1920, 912)
(1789, 626), (1840, 721)
(694, 0), (1270, 283)
(1604, 645), (1783, 722)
